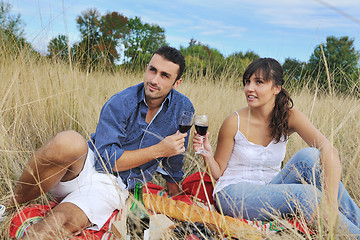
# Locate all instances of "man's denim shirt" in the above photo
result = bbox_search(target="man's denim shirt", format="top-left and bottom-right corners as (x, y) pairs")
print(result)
(88, 83), (194, 189)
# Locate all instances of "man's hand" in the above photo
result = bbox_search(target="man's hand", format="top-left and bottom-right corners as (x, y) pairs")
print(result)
(155, 131), (187, 158)
(113, 132), (187, 172)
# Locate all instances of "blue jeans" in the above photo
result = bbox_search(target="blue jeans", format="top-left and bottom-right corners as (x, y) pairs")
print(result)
(215, 148), (360, 237)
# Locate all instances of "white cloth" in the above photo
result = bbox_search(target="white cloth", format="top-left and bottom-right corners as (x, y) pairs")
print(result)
(213, 111), (288, 195)
(51, 148), (129, 231)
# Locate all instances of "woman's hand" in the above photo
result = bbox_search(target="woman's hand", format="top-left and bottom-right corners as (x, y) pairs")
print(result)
(193, 131), (213, 159)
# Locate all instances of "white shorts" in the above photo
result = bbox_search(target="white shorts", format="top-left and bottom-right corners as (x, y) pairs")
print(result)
(51, 148), (129, 230)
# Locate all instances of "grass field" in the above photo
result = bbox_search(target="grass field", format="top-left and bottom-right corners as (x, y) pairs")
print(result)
(1, 46), (360, 239)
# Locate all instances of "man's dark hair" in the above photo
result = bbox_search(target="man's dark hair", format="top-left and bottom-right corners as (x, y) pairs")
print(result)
(153, 46), (185, 80)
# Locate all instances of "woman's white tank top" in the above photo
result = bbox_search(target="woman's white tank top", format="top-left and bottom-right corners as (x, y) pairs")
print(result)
(213, 111), (288, 195)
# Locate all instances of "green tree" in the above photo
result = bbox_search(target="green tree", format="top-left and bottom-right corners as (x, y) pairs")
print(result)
(73, 8), (102, 71)
(180, 41), (225, 80)
(99, 11), (128, 66)
(181, 42), (224, 61)
(48, 34), (69, 61)
(123, 16), (167, 67)
(76, 8), (101, 42)
(224, 50), (260, 81)
(306, 36), (360, 93)
(225, 50), (259, 63)
(72, 9), (129, 71)
(0, 1), (27, 52)
(180, 42), (224, 78)
(282, 57), (306, 87)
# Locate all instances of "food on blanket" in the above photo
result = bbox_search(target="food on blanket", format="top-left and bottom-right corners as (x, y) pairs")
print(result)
(143, 193), (261, 239)
(185, 234), (201, 240)
(172, 221), (218, 240)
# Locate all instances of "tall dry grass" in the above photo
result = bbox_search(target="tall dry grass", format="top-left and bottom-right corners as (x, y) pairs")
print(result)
(1, 44), (360, 239)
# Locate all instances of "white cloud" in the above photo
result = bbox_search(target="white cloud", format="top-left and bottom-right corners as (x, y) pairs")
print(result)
(7, 0), (360, 62)
(241, 0), (360, 29)
(182, 0), (360, 30)
(180, 16), (246, 38)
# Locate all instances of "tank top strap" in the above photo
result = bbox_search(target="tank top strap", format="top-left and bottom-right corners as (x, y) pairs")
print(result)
(234, 111), (240, 131)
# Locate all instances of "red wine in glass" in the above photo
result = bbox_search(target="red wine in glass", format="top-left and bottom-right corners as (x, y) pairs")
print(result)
(179, 124), (192, 133)
(195, 124), (208, 136)
(194, 115), (208, 154)
(178, 111), (193, 133)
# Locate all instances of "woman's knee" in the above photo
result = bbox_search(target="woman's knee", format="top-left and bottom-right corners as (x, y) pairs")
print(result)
(292, 147), (320, 167)
(215, 190), (240, 218)
(297, 184), (321, 202)
(215, 197), (239, 218)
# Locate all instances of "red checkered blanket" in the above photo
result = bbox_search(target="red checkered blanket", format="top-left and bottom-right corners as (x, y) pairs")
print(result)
(9, 172), (314, 239)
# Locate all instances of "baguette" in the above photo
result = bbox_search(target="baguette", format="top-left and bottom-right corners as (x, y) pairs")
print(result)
(143, 193), (261, 239)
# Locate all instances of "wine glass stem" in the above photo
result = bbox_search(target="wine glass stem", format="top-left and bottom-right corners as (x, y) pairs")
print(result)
(195, 135), (207, 154)
(200, 136), (205, 150)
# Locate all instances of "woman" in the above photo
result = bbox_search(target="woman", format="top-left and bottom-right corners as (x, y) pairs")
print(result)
(193, 58), (360, 236)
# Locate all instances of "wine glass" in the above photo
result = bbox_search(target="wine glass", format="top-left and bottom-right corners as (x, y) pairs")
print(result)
(194, 115), (208, 154)
(178, 111), (193, 133)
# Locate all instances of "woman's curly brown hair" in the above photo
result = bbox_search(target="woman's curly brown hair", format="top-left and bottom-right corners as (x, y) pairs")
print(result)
(243, 58), (293, 143)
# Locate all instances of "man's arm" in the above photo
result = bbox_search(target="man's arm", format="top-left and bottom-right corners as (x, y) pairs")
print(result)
(112, 132), (187, 172)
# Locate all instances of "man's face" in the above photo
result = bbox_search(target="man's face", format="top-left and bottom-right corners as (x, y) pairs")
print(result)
(144, 54), (182, 103)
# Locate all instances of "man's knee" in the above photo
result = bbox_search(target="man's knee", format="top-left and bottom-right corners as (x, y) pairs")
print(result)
(42, 130), (88, 165)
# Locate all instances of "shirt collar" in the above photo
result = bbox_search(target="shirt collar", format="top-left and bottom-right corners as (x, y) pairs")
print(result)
(138, 83), (173, 107)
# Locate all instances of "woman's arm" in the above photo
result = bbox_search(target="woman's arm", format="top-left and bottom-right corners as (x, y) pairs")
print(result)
(289, 108), (341, 216)
(193, 113), (238, 180)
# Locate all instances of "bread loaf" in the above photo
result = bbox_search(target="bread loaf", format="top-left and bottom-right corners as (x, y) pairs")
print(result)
(143, 193), (261, 239)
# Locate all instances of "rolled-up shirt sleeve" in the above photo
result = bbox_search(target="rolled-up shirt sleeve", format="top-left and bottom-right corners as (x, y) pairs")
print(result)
(91, 94), (129, 173)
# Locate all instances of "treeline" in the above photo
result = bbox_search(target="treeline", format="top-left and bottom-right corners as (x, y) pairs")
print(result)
(1, 1), (359, 94)
(283, 36), (359, 94)
(47, 9), (166, 72)
(0, 1), (32, 54)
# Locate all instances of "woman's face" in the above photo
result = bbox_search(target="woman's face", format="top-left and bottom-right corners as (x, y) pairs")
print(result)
(243, 71), (281, 109)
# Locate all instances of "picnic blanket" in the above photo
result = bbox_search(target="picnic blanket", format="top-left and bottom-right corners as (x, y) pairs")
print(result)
(9, 172), (314, 239)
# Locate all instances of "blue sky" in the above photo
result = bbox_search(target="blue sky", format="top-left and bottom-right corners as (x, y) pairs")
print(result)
(8, 0), (360, 63)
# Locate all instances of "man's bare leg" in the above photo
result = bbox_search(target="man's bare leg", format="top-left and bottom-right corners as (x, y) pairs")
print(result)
(5, 130), (92, 238)
(20, 202), (91, 240)
(8, 130), (88, 208)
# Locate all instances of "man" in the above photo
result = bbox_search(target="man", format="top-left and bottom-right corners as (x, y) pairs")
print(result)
(4, 46), (194, 239)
